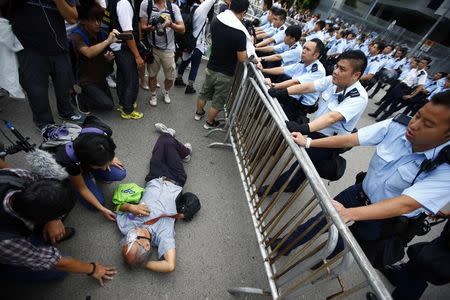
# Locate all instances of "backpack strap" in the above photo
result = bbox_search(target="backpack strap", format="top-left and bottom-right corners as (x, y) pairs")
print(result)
(80, 127), (108, 135)
(166, 0), (175, 22)
(65, 142), (79, 163)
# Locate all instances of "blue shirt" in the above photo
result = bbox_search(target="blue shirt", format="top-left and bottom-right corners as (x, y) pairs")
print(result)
(271, 25), (287, 44)
(364, 54), (383, 75)
(358, 119), (450, 217)
(280, 42), (302, 66)
(283, 60), (325, 105)
(313, 76), (368, 136)
(260, 11), (269, 26)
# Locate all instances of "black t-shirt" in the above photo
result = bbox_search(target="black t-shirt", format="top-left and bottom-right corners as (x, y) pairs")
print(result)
(11, 0), (76, 55)
(54, 116), (113, 176)
(207, 18), (246, 77)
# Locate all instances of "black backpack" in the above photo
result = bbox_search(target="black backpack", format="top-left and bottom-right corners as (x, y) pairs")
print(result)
(175, 4), (206, 53)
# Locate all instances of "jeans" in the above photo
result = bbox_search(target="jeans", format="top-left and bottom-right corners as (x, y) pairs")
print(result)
(80, 80), (114, 111)
(77, 166), (127, 210)
(280, 184), (384, 257)
(145, 134), (190, 187)
(0, 234), (67, 282)
(17, 48), (75, 128)
(177, 48), (203, 82)
(114, 47), (139, 114)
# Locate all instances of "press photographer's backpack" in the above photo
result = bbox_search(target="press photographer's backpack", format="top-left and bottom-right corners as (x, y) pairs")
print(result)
(175, 4), (206, 53)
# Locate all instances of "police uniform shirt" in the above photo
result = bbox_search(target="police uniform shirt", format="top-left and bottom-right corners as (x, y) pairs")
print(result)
(283, 60), (325, 105)
(402, 68), (427, 88)
(437, 77), (447, 89)
(424, 79), (438, 95)
(427, 87), (450, 101)
(273, 42), (290, 54)
(305, 30), (325, 42)
(326, 38), (345, 56)
(260, 11), (269, 26)
(358, 119), (450, 217)
(344, 39), (355, 51)
(280, 42), (302, 66)
(363, 54), (383, 75)
(272, 25), (287, 44)
(384, 57), (405, 71)
(260, 21), (272, 31)
(313, 76), (368, 136)
(398, 62), (412, 81)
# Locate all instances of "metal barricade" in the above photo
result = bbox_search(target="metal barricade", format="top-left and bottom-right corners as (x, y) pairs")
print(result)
(210, 61), (391, 299)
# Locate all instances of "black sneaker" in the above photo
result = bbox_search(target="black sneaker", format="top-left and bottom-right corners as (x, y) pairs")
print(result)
(203, 120), (221, 130)
(185, 85), (196, 94)
(174, 77), (186, 87)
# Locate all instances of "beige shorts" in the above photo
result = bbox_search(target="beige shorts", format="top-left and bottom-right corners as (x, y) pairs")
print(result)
(149, 48), (176, 81)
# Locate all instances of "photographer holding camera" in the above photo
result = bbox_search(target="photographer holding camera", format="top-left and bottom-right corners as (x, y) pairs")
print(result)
(140, 0), (185, 106)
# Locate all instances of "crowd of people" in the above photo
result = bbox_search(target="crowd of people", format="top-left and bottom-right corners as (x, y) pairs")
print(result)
(0, 0), (449, 299)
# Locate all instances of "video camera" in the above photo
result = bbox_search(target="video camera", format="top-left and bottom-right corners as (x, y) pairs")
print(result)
(151, 15), (166, 36)
(0, 120), (34, 159)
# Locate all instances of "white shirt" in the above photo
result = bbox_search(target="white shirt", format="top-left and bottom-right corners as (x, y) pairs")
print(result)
(110, 0), (135, 51)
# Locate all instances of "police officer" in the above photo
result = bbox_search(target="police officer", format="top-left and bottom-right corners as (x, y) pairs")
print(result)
(259, 50), (368, 196)
(276, 91), (450, 266)
(401, 72), (447, 116)
(255, 25), (302, 68)
(262, 39), (326, 121)
(359, 41), (386, 86)
(369, 57), (430, 121)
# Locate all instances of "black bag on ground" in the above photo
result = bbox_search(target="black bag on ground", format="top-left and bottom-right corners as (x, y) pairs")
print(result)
(176, 192), (201, 221)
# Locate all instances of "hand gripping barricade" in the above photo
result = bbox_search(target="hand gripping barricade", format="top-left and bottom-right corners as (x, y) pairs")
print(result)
(207, 59), (391, 299)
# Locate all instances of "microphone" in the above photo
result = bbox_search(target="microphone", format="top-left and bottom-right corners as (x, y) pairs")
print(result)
(25, 149), (68, 180)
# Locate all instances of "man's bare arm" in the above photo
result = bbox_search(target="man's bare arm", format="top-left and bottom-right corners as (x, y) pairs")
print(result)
(145, 248), (176, 272)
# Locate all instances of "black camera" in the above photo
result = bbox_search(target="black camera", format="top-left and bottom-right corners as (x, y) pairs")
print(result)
(151, 15), (166, 36)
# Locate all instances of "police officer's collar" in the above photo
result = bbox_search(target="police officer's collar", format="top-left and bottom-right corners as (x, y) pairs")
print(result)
(332, 80), (362, 100)
(304, 59), (320, 72)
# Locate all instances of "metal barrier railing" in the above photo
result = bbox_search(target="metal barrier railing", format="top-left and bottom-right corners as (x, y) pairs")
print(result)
(207, 59), (391, 299)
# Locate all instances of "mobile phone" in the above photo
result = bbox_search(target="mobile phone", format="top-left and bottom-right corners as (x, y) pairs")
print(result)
(116, 33), (133, 41)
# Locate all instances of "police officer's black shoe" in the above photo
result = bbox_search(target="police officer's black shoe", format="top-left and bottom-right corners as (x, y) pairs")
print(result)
(368, 112), (378, 118)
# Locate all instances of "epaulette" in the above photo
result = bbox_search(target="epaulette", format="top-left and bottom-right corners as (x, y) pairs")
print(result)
(291, 44), (297, 50)
(347, 88), (360, 98)
(311, 63), (318, 72)
(392, 114), (412, 126)
(419, 70), (425, 76)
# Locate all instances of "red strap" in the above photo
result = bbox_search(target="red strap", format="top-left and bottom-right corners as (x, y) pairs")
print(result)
(144, 213), (182, 226)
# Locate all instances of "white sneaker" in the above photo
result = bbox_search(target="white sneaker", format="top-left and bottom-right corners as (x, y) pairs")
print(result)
(106, 75), (116, 88)
(155, 123), (176, 137)
(149, 94), (157, 106)
(183, 143), (192, 162)
(163, 92), (171, 104)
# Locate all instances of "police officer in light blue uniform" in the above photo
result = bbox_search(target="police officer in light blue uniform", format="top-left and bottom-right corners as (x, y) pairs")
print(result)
(256, 25), (302, 68)
(264, 39), (326, 120)
(276, 90), (450, 264)
(262, 50), (369, 196)
(359, 41), (386, 86)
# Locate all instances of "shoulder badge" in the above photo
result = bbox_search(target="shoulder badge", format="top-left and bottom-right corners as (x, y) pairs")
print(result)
(392, 114), (412, 126)
(291, 44), (297, 50)
(347, 88), (360, 98)
(419, 70), (425, 76)
(311, 63), (318, 72)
